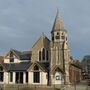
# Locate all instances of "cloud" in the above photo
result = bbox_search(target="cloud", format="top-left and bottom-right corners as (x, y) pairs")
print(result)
(0, 0), (90, 60)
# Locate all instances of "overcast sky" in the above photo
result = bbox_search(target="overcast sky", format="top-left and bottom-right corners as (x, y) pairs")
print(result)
(0, 0), (90, 60)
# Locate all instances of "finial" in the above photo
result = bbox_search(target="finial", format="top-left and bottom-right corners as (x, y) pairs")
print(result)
(56, 8), (59, 17)
(41, 32), (45, 37)
(42, 32), (44, 36)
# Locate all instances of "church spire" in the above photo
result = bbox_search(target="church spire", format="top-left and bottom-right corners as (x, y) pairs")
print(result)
(52, 10), (64, 32)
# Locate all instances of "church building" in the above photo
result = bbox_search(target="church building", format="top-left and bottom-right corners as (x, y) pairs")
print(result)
(0, 11), (81, 85)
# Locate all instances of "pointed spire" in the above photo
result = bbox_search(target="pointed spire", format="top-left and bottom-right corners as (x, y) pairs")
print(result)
(52, 10), (64, 32)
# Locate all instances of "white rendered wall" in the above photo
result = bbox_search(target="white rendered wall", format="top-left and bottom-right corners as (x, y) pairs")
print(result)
(4, 58), (20, 63)
(28, 72), (47, 85)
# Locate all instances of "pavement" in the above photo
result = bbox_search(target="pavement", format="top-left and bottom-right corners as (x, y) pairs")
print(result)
(63, 80), (90, 90)
(2, 80), (90, 90)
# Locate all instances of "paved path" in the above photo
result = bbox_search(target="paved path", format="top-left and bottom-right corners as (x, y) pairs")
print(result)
(66, 85), (89, 90)
(64, 80), (90, 90)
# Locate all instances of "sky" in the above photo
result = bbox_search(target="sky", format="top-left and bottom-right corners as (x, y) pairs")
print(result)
(0, 0), (90, 60)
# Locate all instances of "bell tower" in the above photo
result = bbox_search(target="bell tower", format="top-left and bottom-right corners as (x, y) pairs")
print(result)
(50, 10), (70, 85)
(51, 10), (67, 43)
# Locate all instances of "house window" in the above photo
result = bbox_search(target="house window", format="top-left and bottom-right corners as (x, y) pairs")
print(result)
(0, 66), (3, 71)
(0, 72), (3, 82)
(15, 72), (23, 84)
(10, 57), (14, 62)
(16, 72), (19, 83)
(33, 65), (40, 83)
(39, 51), (41, 61)
(26, 72), (28, 83)
(34, 72), (40, 83)
(10, 72), (13, 82)
(0, 66), (4, 82)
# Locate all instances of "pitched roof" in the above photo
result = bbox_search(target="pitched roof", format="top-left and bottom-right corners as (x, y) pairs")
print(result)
(3, 62), (32, 71)
(51, 65), (64, 74)
(0, 62), (7, 71)
(0, 61), (49, 72)
(32, 33), (50, 48)
(71, 63), (82, 69)
(28, 61), (48, 72)
(5, 49), (31, 60)
(20, 51), (31, 60)
(52, 10), (65, 32)
(37, 62), (50, 72)
(71, 60), (82, 69)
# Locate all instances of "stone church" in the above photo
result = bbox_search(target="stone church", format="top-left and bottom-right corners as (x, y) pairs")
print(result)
(0, 11), (81, 85)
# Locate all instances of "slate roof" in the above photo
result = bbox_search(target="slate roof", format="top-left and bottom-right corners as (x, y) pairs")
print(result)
(0, 61), (49, 72)
(71, 63), (82, 69)
(83, 55), (90, 62)
(3, 62), (32, 71)
(37, 62), (50, 72)
(9, 49), (31, 60)
(51, 65), (64, 74)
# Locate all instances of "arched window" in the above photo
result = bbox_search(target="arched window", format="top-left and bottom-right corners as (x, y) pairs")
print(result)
(33, 65), (40, 83)
(39, 48), (49, 61)
(42, 48), (45, 60)
(39, 51), (41, 61)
